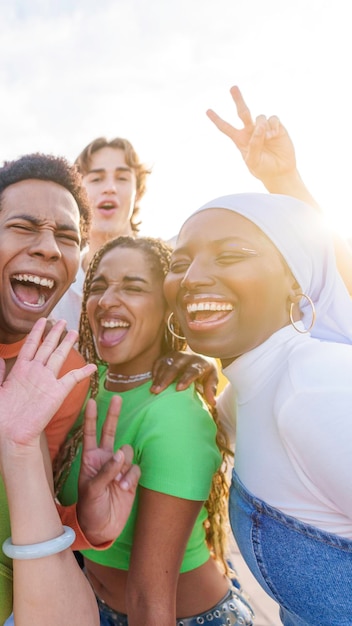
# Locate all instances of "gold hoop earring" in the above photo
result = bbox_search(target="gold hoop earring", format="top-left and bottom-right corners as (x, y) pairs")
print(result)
(167, 313), (186, 340)
(289, 293), (316, 334)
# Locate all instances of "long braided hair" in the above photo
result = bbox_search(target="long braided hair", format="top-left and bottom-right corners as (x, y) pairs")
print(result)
(54, 235), (232, 571)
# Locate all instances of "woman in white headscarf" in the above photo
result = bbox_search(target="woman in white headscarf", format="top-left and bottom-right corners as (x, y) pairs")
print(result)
(164, 192), (352, 626)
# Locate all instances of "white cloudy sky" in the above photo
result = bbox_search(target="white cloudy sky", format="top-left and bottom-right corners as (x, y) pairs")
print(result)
(0, 0), (351, 240)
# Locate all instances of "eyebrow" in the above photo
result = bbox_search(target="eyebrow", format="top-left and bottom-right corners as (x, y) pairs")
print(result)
(87, 166), (132, 175)
(92, 274), (148, 284)
(7, 213), (79, 233)
(124, 275), (148, 284)
(173, 237), (255, 254)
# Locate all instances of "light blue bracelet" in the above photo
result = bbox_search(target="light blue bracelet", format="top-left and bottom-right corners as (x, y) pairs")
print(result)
(2, 526), (76, 560)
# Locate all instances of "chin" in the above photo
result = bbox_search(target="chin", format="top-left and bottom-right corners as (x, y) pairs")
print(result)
(3, 318), (38, 339)
(186, 340), (215, 359)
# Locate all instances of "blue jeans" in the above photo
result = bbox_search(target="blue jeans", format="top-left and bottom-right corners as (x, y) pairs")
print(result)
(230, 470), (352, 626)
(97, 586), (254, 625)
(4, 613), (14, 626)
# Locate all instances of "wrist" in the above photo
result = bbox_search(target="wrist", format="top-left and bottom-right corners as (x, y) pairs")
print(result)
(0, 439), (42, 476)
(261, 168), (303, 193)
(261, 169), (321, 212)
(2, 526), (75, 560)
(76, 503), (108, 546)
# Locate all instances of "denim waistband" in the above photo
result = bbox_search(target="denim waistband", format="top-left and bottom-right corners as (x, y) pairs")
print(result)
(176, 587), (254, 625)
(97, 587), (254, 626)
(231, 469), (352, 625)
(96, 596), (128, 626)
(232, 470), (352, 552)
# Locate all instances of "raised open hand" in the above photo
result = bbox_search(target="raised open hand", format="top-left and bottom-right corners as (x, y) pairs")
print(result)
(77, 396), (140, 544)
(0, 318), (96, 452)
(206, 85), (296, 183)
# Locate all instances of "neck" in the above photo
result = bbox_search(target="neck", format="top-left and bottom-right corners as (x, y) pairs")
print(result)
(83, 227), (134, 271)
(0, 334), (27, 351)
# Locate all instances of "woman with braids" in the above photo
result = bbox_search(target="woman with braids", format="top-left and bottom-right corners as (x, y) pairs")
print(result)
(55, 235), (254, 626)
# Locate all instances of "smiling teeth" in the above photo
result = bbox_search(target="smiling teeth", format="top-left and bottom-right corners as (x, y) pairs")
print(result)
(13, 274), (54, 288)
(101, 320), (129, 328)
(187, 302), (233, 313)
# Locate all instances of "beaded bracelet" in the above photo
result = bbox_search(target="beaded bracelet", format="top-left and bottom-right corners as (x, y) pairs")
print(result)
(2, 526), (76, 560)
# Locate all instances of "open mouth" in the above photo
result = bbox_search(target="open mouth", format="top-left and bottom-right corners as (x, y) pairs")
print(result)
(99, 318), (130, 345)
(98, 202), (117, 213)
(186, 301), (233, 323)
(11, 273), (55, 308)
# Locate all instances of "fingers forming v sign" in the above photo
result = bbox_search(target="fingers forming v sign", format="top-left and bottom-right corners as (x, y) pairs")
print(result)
(77, 396), (141, 544)
(206, 85), (296, 180)
(206, 86), (254, 156)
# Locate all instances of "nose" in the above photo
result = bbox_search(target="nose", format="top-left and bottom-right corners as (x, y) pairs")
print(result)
(180, 257), (213, 290)
(102, 176), (117, 194)
(98, 285), (121, 310)
(29, 230), (61, 261)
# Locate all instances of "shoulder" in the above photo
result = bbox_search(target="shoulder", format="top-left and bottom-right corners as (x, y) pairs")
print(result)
(285, 338), (352, 390)
(145, 384), (214, 429)
(121, 384), (219, 451)
(137, 386), (220, 498)
(275, 339), (352, 435)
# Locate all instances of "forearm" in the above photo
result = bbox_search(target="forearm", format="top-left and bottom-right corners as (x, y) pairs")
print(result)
(261, 168), (321, 211)
(126, 586), (175, 626)
(2, 446), (99, 626)
(125, 489), (200, 626)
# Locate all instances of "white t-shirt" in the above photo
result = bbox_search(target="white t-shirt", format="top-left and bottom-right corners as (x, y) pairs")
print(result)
(50, 257), (86, 331)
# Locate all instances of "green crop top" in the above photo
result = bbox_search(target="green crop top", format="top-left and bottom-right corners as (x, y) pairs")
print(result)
(59, 366), (221, 573)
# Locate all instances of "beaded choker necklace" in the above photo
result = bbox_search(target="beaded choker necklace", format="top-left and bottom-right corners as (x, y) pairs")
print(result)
(106, 370), (152, 385)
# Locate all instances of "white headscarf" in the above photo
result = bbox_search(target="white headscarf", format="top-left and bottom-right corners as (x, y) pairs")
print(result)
(187, 193), (352, 344)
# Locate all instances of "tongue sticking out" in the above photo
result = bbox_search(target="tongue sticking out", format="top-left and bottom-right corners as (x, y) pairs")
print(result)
(12, 282), (46, 306)
(101, 325), (129, 344)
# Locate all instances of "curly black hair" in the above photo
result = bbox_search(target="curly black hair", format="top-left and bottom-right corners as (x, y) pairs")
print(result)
(0, 153), (91, 248)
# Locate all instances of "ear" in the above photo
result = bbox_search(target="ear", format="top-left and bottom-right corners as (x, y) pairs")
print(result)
(287, 279), (306, 332)
(164, 307), (172, 325)
(286, 276), (302, 315)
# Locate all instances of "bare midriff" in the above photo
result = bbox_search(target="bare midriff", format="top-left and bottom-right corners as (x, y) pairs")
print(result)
(85, 556), (229, 617)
